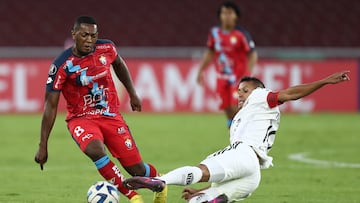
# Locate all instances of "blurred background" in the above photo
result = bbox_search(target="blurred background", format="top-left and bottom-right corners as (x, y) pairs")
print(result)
(0, 0), (359, 113)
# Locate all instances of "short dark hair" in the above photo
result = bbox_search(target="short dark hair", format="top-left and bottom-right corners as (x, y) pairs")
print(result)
(73, 16), (97, 31)
(217, 1), (241, 18)
(240, 76), (265, 88)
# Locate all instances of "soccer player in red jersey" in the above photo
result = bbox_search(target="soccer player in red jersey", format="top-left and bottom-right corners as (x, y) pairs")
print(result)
(197, 1), (258, 128)
(34, 16), (166, 203)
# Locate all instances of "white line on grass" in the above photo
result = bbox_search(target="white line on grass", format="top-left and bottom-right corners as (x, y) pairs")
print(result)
(288, 152), (360, 168)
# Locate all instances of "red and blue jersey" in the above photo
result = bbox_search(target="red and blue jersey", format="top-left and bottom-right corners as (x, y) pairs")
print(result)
(207, 26), (255, 83)
(46, 39), (120, 121)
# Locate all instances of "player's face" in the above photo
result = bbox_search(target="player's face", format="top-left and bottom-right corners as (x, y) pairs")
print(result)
(72, 23), (98, 56)
(219, 7), (237, 29)
(237, 81), (256, 109)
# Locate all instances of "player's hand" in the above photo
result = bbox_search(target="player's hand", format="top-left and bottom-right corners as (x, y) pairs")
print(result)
(196, 71), (204, 86)
(130, 94), (142, 112)
(35, 145), (48, 170)
(181, 188), (201, 201)
(324, 70), (350, 84)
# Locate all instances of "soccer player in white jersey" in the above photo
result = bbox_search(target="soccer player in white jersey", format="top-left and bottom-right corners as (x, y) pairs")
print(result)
(123, 71), (350, 203)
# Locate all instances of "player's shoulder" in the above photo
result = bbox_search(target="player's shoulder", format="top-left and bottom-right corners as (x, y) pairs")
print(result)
(209, 26), (220, 34)
(234, 26), (255, 49)
(96, 39), (116, 47)
(95, 39), (117, 53)
(235, 26), (251, 35)
(210, 26), (220, 31)
(249, 88), (271, 100)
(52, 48), (73, 68)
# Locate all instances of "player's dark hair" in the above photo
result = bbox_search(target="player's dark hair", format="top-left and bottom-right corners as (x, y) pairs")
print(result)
(240, 76), (265, 88)
(73, 16), (97, 31)
(217, 1), (241, 18)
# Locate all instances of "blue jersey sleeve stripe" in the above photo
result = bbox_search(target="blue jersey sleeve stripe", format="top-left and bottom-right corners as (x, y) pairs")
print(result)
(96, 39), (115, 45)
(236, 26), (256, 50)
(53, 48), (73, 68)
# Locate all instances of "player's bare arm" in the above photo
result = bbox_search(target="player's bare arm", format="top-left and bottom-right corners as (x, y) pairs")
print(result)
(247, 50), (258, 72)
(278, 70), (350, 103)
(111, 55), (142, 111)
(35, 91), (60, 170)
(197, 48), (215, 85)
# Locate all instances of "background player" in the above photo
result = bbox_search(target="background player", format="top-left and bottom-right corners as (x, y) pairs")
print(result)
(123, 70), (350, 202)
(197, 1), (258, 128)
(34, 16), (166, 203)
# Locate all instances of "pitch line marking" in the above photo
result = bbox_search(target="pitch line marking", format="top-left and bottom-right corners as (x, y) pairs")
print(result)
(288, 152), (360, 168)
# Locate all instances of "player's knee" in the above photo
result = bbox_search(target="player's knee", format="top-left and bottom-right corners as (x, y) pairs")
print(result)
(198, 164), (210, 182)
(84, 140), (106, 161)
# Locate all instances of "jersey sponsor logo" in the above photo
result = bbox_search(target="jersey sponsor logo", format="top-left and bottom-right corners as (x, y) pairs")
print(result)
(97, 45), (111, 49)
(48, 64), (57, 75)
(99, 55), (107, 65)
(76, 108), (114, 117)
(83, 87), (109, 108)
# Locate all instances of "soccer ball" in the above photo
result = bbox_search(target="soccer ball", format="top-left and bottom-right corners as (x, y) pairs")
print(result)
(87, 181), (120, 203)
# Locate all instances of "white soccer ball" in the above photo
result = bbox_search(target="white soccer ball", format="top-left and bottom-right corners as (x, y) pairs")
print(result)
(87, 181), (120, 203)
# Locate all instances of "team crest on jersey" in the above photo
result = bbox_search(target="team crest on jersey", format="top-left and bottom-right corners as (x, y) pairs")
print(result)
(99, 55), (107, 65)
(48, 64), (57, 75)
(124, 138), (133, 149)
(230, 36), (237, 44)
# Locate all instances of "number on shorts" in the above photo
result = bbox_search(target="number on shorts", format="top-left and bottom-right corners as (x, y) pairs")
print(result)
(74, 126), (85, 137)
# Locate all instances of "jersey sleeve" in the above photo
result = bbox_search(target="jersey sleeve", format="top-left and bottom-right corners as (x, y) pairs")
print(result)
(45, 49), (72, 92)
(109, 42), (118, 62)
(249, 88), (282, 109)
(238, 27), (256, 52)
(267, 92), (283, 108)
(46, 63), (67, 92)
(96, 39), (118, 63)
(206, 31), (215, 50)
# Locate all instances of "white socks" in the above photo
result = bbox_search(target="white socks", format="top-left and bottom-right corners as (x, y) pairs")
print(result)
(158, 166), (203, 185)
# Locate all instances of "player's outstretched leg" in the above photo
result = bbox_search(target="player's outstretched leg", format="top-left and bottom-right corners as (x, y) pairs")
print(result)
(124, 165), (206, 191)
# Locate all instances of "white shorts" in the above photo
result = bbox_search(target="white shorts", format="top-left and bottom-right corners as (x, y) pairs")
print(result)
(193, 143), (261, 202)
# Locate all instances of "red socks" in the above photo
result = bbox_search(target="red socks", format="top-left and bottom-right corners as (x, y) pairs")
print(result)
(145, 163), (159, 177)
(95, 155), (160, 199)
(95, 156), (137, 199)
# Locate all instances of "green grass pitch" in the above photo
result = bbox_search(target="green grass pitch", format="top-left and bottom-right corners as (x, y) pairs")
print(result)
(0, 113), (359, 203)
